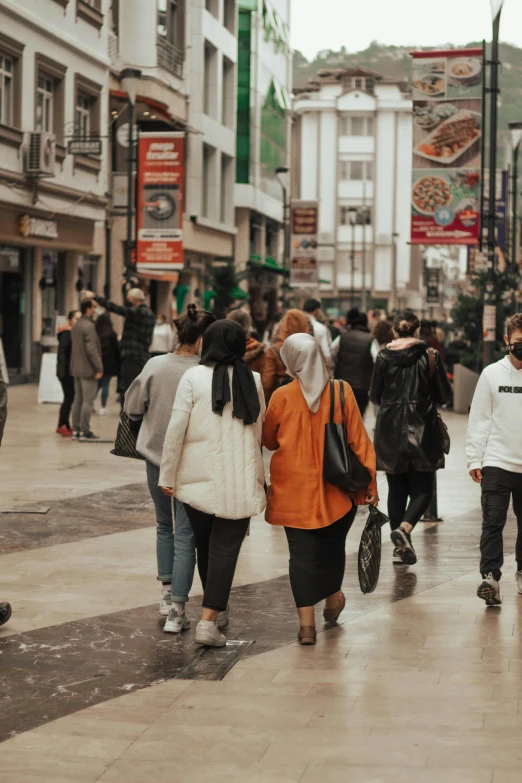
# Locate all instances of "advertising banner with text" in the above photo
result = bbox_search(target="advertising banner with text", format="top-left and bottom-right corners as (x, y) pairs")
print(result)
(137, 132), (185, 274)
(411, 48), (483, 245)
(290, 201), (319, 287)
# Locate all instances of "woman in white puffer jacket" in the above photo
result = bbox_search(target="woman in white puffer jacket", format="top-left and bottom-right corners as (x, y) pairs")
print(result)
(159, 319), (266, 647)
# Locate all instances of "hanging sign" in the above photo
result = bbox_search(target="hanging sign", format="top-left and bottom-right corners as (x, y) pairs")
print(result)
(410, 47), (484, 246)
(426, 268), (441, 304)
(136, 132), (185, 274)
(290, 201), (319, 287)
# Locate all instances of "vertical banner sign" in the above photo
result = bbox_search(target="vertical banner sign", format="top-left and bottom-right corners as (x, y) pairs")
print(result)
(468, 169), (508, 274)
(290, 201), (319, 287)
(410, 48), (484, 245)
(137, 132), (185, 274)
(425, 268), (441, 304)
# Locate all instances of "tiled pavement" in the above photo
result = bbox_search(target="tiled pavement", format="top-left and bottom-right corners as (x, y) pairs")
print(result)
(2, 385), (522, 783)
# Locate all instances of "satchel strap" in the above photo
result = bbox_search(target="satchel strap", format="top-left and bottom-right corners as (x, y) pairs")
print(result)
(329, 379), (346, 426)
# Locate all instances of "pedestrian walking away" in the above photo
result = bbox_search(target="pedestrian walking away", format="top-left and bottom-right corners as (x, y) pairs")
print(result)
(70, 299), (104, 441)
(56, 309), (80, 437)
(0, 364), (11, 627)
(83, 287), (155, 400)
(335, 310), (374, 416)
(150, 314), (174, 357)
(262, 333), (377, 645)
(95, 313), (120, 415)
(303, 298), (335, 373)
(467, 313), (522, 606)
(159, 319), (266, 648)
(125, 305), (216, 634)
(370, 310), (451, 566)
(262, 308), (311, 402)
(227, 309), (266, 374)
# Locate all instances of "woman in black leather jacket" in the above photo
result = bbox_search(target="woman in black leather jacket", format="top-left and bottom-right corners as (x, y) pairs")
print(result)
(370, 310), (452, 565)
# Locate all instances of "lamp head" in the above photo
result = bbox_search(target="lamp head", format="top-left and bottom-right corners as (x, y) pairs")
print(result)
(121, 68), (143, 105)
(509, 121), (522, 152)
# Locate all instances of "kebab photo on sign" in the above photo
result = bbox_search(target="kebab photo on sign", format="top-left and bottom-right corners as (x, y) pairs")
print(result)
(413, 99), (482, 170)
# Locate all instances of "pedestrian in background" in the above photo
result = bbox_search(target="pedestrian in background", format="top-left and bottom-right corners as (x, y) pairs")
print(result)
(0, 365), (11, 627)
(159, 320), (266, 648)
(83, 288), (155, 400)
(227, 309), (266, 374)
(150, 314), (174, 357)
(370, 318), (394, 361)
(262, 308), (311, 402)
(95, 313), (120, 415)
(263, 333), (377, 645)
(125, 305), (216, 633)
(56, 309), (80, 437)
(467, 313), (522, 606)
(303, 298), (335, 372)
(370, 311), (451, 565)
(70, 299), (104, 441)
(336, 311), (374, 416)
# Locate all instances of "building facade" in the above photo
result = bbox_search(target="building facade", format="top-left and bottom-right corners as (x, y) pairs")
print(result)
(0, 0), (110, 379)
(292, 67), (414, 314)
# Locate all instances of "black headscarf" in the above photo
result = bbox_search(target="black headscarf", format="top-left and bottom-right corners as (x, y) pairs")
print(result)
(200, 320), (261, 425)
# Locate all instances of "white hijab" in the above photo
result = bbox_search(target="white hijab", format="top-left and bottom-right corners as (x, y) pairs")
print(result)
(280, 333), (330, 413)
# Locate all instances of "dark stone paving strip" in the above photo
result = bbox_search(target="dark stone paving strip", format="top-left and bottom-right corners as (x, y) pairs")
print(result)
(0, 484), (155, 554)
(1, 504), (517, 743)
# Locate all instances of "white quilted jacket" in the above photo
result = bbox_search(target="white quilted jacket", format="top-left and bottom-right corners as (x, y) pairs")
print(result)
(159, 365), (266, 520)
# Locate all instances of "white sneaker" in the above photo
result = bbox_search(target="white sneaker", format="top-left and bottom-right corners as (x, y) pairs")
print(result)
(516, 571), (522, 595)
(164, 608), (191, 634)
(217, 605), (230, 629)
(99, 407), (108, 416)
(195, 620), (226, 647)
(159, 589), (171, 617)
(477, 573), (502, 605)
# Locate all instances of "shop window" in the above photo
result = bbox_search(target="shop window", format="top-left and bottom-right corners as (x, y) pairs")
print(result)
(78, 254), (99, 293)
(35, 54), (66, 144)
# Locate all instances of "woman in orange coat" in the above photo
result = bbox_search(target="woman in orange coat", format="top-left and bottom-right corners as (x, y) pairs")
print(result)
(262, 333), (377, 645)
(262, 309), (311, 402)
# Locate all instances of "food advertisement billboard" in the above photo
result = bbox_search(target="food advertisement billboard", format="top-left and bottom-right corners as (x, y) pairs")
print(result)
(137, 132), (185, 273)
(411, 48), (484, 245)
(290, 201), (319, 287)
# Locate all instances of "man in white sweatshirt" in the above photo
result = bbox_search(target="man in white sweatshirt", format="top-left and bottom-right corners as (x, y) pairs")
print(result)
(467, 313), (522, 605)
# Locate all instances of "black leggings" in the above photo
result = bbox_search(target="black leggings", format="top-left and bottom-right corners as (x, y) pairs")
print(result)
(185, 505), (250, 612)
(386, 469), (435, 531)
(58, 375), (75, 429)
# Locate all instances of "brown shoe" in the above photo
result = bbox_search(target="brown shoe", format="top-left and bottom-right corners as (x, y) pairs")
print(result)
(298, 626), (317, 645)
(323, 591), (346, 624)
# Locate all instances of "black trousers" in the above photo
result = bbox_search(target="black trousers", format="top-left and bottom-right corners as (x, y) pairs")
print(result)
(480, 467), (522, 581)
(284, 506), (357, 608)
(119, 356), (147, 400)
(386, 468), (435, 531)
(185, 505), (250, 612)
(352, 388), (370, 417)
(58, 375), (75, 429)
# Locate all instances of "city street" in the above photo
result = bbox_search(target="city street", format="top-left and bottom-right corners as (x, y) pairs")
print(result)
(2, 388), (522, 782)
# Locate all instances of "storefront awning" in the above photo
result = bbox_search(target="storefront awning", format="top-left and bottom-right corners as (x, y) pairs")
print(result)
(137, 269), (180, 283)
(247, 254), (289, 276)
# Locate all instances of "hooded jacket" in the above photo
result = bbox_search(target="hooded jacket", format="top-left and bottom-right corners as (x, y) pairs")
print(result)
(370, 338), (452, 474)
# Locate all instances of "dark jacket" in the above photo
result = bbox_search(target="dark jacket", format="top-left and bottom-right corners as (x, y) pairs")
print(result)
(370, 340), (452, 474)
(70, 316), (103, 379)
(99, 332), (120, 377)
(0, 367), (7, 446)
(56, 329), (72, 379)
(335, 326), (374, 391)
(94, 296), (155, 363)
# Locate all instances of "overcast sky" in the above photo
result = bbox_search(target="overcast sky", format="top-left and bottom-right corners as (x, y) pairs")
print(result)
(290, 0), (522, 61)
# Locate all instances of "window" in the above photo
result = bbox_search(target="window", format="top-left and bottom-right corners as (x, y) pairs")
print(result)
(203, 41), (217, 117)
(366, 78), (375, 95)
(205, 0), (218, 18)
(224, 0), (235, 32)
(0, 55), (13, 126)
(75, 93), (91, 138)
(73, 74), (102, 168)
(341, 116), (375, 137)
(350, 161), (363, 180)
(340, 160), (373, 181)
(76, 0), (103, 29)
(367, 117), (374, 136)
(202, 143), (214, 218)
(350, 117), (364, 136)
(340, 206), (372, 226)
(157, 0), (183, 47)
(222, 56), (234, 128)
(220, 153), (233, 224)
(36, 76), (54, 133)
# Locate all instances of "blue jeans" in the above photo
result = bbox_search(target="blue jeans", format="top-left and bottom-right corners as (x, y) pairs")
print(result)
(97, 375), (111, 407)
(145, 460), (196, 603)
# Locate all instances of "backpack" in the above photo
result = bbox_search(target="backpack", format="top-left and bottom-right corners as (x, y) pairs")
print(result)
(271, 346), (293, 389)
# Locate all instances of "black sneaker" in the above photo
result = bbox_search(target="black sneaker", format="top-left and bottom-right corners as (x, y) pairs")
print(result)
(0, 602), (12, 626)
(72, 430), (81, 440)
(79, 430), (102, 442)
(390, 527), (417, 565)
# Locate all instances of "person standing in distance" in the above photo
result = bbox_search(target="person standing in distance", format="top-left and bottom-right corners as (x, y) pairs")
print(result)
(0, 366), (11, 627)
(56, 309), (81, 436)
(335, 311), (374, 417)
(467, 313), (522, 606)
(70, 299), (104, 441)
(303, 299), (335, 373)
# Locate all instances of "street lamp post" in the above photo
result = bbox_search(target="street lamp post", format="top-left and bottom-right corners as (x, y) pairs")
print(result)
(276, 166), (290, 309)
(508, 122), (522, 271)
(483, 1), (504, 367)
(120, 67), (142, 279)
(349, 208), (357, 308)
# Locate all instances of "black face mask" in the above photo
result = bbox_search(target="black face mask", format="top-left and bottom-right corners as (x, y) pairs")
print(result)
(508, 343), (522, 361)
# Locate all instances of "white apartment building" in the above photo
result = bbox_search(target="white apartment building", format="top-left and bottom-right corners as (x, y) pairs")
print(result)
(0, 0), (110, 379)
(293, 67), (414, 314)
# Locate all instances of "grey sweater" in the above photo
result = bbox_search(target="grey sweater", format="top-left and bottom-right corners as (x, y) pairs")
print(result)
(124, 353), (199, 466)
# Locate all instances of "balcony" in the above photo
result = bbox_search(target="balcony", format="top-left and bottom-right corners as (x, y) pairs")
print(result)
(108, 31), (120, 69)
(157, 36), (184, 79)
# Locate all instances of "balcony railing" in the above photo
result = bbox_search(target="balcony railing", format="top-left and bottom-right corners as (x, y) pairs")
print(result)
(108, 31), (120, 69)
(157, 36), (184, 79)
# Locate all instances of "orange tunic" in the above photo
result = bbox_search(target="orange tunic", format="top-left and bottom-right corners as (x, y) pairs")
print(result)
(262, 379), (377, 529)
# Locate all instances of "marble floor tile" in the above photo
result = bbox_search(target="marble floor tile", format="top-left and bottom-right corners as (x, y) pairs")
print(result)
(260, 742), (429, 768)
(157, 707), (315, 728)
(98, 761), (307, 783)
(309, 712), (485, 731)
(352, 696), (517, 715)
(300, 767), (493, 783)
(427, 746), (522, 769)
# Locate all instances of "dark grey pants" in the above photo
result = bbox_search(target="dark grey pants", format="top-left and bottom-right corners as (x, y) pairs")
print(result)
(480, 467), (522, 580)
(72, 378), (98, 433)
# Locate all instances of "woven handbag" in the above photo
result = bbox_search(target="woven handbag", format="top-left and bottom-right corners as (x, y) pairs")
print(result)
(358, 506), (389, 594)
(110, 412), (144, 460)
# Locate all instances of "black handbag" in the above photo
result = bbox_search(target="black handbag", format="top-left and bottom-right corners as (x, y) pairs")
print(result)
(323, 380), (372, 493)
(427, 349), (451, 456)
(111, 412), (144, 460)
(358, 506), (389, 594)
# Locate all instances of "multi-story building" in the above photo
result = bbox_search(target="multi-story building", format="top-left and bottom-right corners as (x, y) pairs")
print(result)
(292, 66), (414, 314)
(0, 0), (110, 379)
(234, 0), (292, 327)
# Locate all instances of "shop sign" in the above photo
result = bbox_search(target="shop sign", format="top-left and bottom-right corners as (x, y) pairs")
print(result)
(18, 215), (58, 240)
(410, 47), (484, 246)
(136, 133), (185, 274)
(425, 268), (440, 303)
(68, 139), (102, 156)
(290, 200), (319, 288)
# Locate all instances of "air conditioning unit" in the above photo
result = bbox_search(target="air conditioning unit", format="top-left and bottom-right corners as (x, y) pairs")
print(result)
(25, 132), (56, 176)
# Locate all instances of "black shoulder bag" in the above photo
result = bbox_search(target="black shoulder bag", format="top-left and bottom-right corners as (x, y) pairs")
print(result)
(323, 380), (372, 492)
(427, 349), (450, 456)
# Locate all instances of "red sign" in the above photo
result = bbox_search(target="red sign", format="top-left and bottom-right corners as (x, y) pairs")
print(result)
(137, 132), (185, 272)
